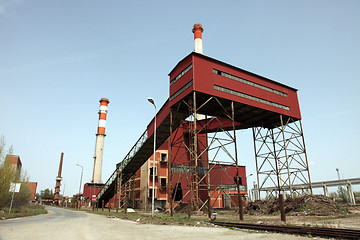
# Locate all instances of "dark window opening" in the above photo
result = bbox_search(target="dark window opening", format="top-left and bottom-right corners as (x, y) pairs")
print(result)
(161, 153), (167, 162)
(161, 178), (167, 189)
(233, 176), (242, 185)
(149, 189), (154, 198)
(149, 167), (156, 176)
(173, 183), (182, 201)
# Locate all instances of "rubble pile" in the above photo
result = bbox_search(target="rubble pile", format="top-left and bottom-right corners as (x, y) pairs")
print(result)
(245, 195), (349, 216)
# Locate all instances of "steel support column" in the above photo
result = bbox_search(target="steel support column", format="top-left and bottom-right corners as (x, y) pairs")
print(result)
(253, 117), (312, 199)
(169, 94), (245, 216)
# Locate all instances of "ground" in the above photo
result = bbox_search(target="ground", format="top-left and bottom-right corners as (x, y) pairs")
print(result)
(88, 203), (360, 230)
(2, 195), (360, 239)
(0, 206), (315, 240)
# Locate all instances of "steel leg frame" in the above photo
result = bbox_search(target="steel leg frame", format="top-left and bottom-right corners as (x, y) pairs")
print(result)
(113, 172), (137, 210)
(253, 116), (312, 200)
(169, 93), (244, 217)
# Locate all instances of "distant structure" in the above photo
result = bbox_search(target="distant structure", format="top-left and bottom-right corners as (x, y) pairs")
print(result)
(23, 182), (38, 202)
(5, 155), (22, 177)
(5, 154), (38, 201)
(92, 98), (110, 184)
(54, 152), (64, 205)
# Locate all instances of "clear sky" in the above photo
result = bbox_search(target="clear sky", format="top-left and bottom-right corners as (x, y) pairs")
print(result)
(1, 0), (359, 196)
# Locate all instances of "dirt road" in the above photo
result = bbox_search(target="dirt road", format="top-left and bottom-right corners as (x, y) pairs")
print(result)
(0, 206), (316, 240)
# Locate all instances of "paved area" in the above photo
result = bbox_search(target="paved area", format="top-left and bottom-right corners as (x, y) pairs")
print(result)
(0, 206), (316, 240)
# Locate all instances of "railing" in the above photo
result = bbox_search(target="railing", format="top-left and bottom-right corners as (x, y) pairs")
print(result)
(256, 177), (360, 191)
(96, 129), (148, 201)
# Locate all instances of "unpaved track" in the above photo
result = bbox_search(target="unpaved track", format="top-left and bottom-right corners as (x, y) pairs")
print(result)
(0, 206), (315, 240)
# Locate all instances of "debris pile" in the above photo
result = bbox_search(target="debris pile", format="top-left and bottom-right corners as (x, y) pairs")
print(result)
(174, 202), (192, 213)
(245, 195), (349, 216)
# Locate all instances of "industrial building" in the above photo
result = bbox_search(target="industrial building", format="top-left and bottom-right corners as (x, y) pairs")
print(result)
(128, 143), (247, 210)
(93, 24), (312, 216)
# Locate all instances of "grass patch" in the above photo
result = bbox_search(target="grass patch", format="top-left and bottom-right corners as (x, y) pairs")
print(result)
(84, 209), (210, 226)
(0, 204), (47, 220)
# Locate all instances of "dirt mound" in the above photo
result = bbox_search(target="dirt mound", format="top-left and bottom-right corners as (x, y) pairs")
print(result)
(174, 202), (192, 213)
(245, 195), (349, 216)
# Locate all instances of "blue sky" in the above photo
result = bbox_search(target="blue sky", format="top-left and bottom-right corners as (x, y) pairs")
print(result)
(0, 0), (359, 196)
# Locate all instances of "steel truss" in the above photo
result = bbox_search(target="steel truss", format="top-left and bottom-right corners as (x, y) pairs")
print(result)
(169, 92), (244, 219)
(111, 171), (136, 211)
(253, 116), (312, 199)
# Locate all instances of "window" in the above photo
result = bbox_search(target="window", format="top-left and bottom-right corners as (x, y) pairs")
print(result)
(213, 68), (288, 97)
(161, 153), (167, 162)
(149, 189), (155, 198)
(233, 176), (243, 185)
(149, 167), (157, 176)
(170, 64), (193, 85)
(214, 85), (290, 111)
(170, 80), (193, 101)
(172, 164), (183, 173)
(173, 183), (182, 201)
(161, 178), (167, 189)
(197, 166), (207, 175)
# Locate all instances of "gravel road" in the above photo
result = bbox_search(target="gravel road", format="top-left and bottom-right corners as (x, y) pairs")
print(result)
(0, 206), (314, 240)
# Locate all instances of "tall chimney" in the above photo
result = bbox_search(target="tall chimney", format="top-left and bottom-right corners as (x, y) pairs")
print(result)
(192, 24), (204, 54)
(54, 152), (64, 205)
(92, 98), (109, 184)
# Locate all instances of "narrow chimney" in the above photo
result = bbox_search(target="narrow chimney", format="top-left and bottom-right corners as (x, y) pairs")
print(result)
(92, 98), (109, 184)
(54, 152), (64, 205)
(192, 24), (204, 54)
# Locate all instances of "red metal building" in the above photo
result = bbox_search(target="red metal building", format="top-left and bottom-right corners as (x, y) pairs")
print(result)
(96, 25), (309, 212)
(130, 135), (247, 210)
(168, 52), (300, 127)
(83, 183), (104, 206)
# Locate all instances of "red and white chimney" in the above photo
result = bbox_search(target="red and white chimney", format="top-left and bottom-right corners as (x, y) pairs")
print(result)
(192, 24), (204, 54)
(92, 98), (109, 184)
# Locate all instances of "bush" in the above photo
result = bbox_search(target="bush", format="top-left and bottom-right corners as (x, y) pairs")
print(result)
(0, 204), (47, 219)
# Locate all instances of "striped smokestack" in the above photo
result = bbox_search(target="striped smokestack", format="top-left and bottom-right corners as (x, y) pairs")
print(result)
(192, 24), (204, 54)
(192, 24), (206, 121)
(92, 98), (109, 184)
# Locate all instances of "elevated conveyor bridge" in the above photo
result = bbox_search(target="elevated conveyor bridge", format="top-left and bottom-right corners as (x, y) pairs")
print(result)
(96, 100), (188, 205)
